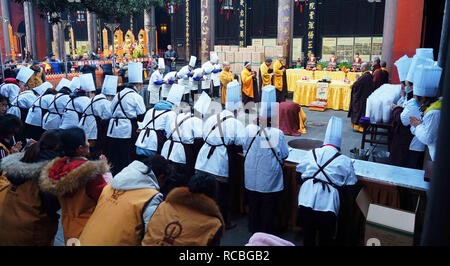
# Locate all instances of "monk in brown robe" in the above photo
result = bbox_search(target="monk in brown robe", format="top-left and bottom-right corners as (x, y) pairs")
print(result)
(372, 57), (386, 91)
(348, 63), (373, 133)
(380, 61), (390, 84)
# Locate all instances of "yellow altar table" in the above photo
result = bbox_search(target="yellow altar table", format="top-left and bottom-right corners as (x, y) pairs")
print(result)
(287, 69), (361, 92)
(293, 80), (353, 111)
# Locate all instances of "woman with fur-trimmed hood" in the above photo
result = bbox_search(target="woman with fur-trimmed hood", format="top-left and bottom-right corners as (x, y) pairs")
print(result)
(0, 130), (62, 246)
(141, 173), (225, 246)
(39, 127), (112, 244)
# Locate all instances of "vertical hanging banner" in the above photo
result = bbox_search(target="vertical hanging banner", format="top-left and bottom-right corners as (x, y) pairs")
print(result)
(201, 0), (211, 63)
(238, 0), (247, 47)
(8, 24), (15, 60)
(186, 0), (190, 60)
(103, 28), (109, 57)
(70, 27), (76, 58)
(306, 0), (317, 59)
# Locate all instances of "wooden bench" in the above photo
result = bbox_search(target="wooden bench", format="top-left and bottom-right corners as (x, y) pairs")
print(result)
(360, 121), (393, 150)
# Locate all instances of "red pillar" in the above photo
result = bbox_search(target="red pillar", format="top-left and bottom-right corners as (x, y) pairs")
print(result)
(392, 0), (425, 84)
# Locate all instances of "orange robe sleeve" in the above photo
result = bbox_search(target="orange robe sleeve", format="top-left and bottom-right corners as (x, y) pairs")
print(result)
(241, 69), (254, 98)
(260, 63), (272, 87)
(273, 60), (284, 91)
(220, 70), (234, 105)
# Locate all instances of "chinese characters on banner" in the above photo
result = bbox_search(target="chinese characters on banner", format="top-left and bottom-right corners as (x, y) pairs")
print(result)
(201, 0), (211, 63)
(186, 0), (190, 60)
(306, 0), (317, 59)
(238, 0), (247, 47)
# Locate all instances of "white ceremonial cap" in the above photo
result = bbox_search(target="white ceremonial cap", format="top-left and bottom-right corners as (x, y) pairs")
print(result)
(55, 78), (71, 92)
(33, 82), (53, 96)
(202, 61), (214, 75)
(194, 91), (212, 116)
(16, 67), (34, 83)
(210, 53), (219, 64)
(260, 85), (277, 118)
(323, 116), (343, 148)
(158, 58), (165, 69)
(69, 76), (81, 92)
(413, 64), (443, 97)
(225, 80), (242, 111)
(189, 56), (197, 67)
(416, 48), (434, 60)
(406, 55), (435, 83)
(79, 74), (96, 92)
(166, 84), (185, 106)
(128, 62), (143, 83)
(102, 75), (118, 96)
(394, 55), (412, 82)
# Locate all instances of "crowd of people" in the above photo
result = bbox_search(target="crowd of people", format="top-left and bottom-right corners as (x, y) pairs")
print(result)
(0, 45), (443, 246)
(347, 48), (442, 172)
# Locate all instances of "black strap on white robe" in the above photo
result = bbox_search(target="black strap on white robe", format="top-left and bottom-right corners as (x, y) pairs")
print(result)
(139, 109), (170, 143)
(205, 113), (233, 159)
(244, 127), (284, 167)
(109, 90), (135, 134)
(80, 96), (107, 126)
(64, 98), (83, 122)
(304, 149), (342, 192)
(44, 93), (66, 123)
(166, 114), (194, 159)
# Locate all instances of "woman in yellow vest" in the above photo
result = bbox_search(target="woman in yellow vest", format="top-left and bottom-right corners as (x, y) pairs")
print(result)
(0, 129), (63, 246)
(39, 127), (111, 244)
(79, 155), (171, 246)
(142, 173), (225, 246)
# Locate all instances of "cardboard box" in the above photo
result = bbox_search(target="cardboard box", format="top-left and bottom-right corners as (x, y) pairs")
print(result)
(221, 46), (230, 52)
(356, 188), (417, 246)
(251, 65), (260, 79)
(246, 46), (255, 52)
(252, 52), (265, 64)
(230, 46), (240, 52)
(239, 47), (250, 53)
(217, 52), (226, 63)
(226, 52), (235, 63)
(274, 45), (285, 57)
(253, 45), (264, 53)
(243, 52), (253, 64)
(214, 45), (222, 52)
(264, 46), (274, 58)
(234, 52), (244, 64)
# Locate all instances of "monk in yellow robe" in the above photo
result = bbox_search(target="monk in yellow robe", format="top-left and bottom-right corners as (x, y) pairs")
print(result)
(273, 57), (286, 102)
(220, 61), (234, 105)
(241, 62), (258, 105)
(259, 58), (273, 89)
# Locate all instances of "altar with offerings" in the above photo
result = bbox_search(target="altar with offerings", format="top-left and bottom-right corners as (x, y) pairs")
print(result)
(293, 79), (354, 111)
(286, 69), (361, 92)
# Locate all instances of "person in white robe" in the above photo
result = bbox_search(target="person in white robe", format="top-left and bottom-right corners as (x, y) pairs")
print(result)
(392, 55), (413, 109)
(161, 91), (209, 192)
(399, 51), (436, 169)
(409, 64), (443, 162)
(210, 53), (222, 99)
(190, 67), (204, 103)
(59, 74), (93, 130)
(195, 79), (245, 229)
(135, 85), (182, 158)
(107, 62), (147, 175)
(296, 116), (357, 246)
(148, 58), (166, 107)
(23, 82), (55, 140)
(243, 85), (289, 234)
(42, 78), (72, 130)
(201, 61), (214, 95)
(177, 56), (196, 103)
(161, 71), (178, 100)
(79, 75), (115, 158)
(1, 66), (33, 109)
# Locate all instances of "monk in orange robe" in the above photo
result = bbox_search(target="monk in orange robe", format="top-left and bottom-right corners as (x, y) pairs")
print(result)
(241, 62), (259, 105)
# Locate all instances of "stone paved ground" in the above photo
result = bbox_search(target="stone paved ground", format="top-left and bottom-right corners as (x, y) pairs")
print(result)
(54, 97), (389, 246)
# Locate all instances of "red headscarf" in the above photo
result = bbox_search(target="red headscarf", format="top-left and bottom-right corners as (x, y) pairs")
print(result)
(3, 78), (19, 86)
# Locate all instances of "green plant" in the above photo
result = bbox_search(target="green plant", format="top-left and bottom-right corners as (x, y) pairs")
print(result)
(316, 61), (328, 69)
(338, 62), (352, 71)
